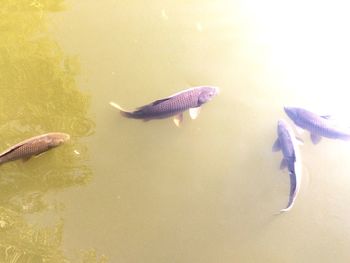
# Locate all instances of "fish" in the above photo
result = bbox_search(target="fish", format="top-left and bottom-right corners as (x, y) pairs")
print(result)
(0, 132), (70, 165)
(284, 106), (350, 144)
(272, 119), (302, 212)
(110, 86), (219, 126)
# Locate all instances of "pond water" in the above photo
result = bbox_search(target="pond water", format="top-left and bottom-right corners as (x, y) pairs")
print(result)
(1, 0), (350, 262)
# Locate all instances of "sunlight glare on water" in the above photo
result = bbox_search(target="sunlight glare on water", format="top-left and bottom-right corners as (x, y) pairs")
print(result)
(241, 0), (350, 113)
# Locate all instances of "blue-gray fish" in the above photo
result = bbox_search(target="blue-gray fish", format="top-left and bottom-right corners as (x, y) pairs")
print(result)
(284, 106), (350, 144)
(110, 86), (219, 126)
(0, 132), (70, 165)
(273, 119), (302, 212)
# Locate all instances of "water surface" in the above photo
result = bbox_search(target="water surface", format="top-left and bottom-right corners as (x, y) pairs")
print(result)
(1, 0), (350, 262)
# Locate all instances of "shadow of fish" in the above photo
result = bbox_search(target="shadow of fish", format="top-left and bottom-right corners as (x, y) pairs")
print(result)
(110, 86), (219, 126)
(284, 106), (350, 144)
(0, 132), (70, 165)
(273, 119), (302, 213)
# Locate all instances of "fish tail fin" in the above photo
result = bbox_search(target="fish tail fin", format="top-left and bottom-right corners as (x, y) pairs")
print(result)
(109, 102), (133, 118)
(279, 206), (292, 213)
(273, 206), (292, 216)
(279, 195), (296, 213)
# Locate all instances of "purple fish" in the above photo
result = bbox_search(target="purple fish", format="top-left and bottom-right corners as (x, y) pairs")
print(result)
(273, 119), (302, 212)
(110, 86), (219, 126)
(284, 107), (350, 144)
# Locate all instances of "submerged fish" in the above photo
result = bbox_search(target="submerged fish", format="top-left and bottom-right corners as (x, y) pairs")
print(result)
(110, 86), (219, 126)
(284, 106), (350, 144)
(273, 119), (302, 212)
(0, 132), (70, 165)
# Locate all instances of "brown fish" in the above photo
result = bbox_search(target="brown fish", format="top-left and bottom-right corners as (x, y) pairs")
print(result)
(0, 132), (70, 165)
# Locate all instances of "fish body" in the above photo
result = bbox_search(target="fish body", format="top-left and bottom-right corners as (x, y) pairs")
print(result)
(0, 132), (70, 165)
(110, 86), (219, 125)
(284, 107), (350, 144)
(273, 120), (302, 212)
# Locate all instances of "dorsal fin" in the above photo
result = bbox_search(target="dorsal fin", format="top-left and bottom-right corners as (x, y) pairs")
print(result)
(151, 97), (171, 106)
(0, 135), (46, 158)
(0, 143), (26, 158)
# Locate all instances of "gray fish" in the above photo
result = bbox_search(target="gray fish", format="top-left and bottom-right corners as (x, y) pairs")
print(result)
(110, 86), (219, 126)
(284, 106), (350, 144)
(0, 132), (70, 165)
(273, 119), (302, 212)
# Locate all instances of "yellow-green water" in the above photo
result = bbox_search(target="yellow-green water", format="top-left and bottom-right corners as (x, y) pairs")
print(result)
(1, 0), (350, 262)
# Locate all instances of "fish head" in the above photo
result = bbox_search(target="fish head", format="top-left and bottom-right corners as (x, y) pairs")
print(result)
(48, 133), (70, 147)
(284, 107), (300, 122)
(198, 86), (219, 105)
(277, 119), (297, 140)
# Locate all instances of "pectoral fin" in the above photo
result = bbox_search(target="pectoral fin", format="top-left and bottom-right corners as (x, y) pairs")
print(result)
(280, 158), (288, 169)
(34, 152), (46, 158)
(23, 152), (46, 162)
(310, 133), (322, 144)
(151, 97), (171, 106)
(173, 113), (183, 127)
(189, 107), (201, 120)
(272, 139), (281, 152)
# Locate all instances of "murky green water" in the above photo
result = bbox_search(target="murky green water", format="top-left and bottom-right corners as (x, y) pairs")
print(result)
(1, 0), (350, 262)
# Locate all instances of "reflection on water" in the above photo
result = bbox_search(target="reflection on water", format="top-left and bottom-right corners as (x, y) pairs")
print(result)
(0, 206), (64, 262)
(0, 0), (103, 262)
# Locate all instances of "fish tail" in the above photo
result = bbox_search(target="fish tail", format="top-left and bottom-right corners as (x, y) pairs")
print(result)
(109, 102), (134, 118)
(279, 206), (292, 213)
(279, 193), (296, 213)
(273, 205), (293, 215)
